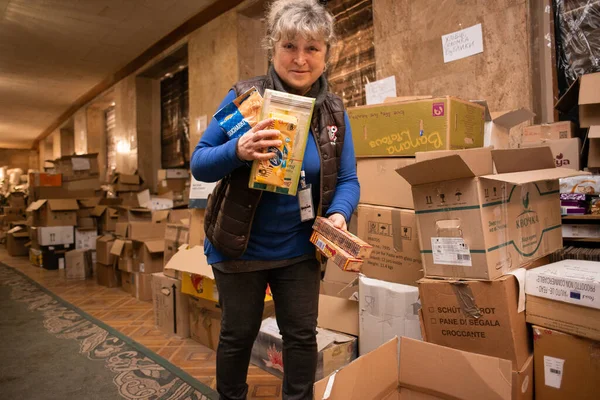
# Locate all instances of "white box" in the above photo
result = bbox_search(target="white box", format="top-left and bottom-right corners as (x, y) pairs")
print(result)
(38, 226), (74, 246)
(358, 275), (421, 356)
(526, 260), (600, 310)
(75, 228), (98, 250)
(562, 224), (600, 238)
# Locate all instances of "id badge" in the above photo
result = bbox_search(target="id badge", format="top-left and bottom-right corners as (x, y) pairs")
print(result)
(298, 184), (315, 222)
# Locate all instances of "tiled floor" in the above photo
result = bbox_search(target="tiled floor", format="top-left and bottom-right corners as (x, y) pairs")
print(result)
(0, 249), (283, 400)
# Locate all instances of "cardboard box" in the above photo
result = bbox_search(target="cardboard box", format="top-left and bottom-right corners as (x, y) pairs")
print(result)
(555, 71), (600, 128)
(318, 280), (359, 337)
(111, 239), (134, 272)
(525, 260), (600, 310)
(419, 275), (530, 369)
(29, 172), (62, 187)
(158, 178), (187, 194)
(6, 226), (29, 256)
(357, 205), (423, 285)
(117, 191), (140, 207)
(471, 101), (535, 149)
(522, 121), (576, 143)
(397, 147), (582, 280)
(96, 235), (115, 265)
(6, 192), (26, 208)
(158, 169), (190, 180)
(314, 337), (512, 400)
(526, 295), (600, 342)
(359, 275), (421, 356)
(514, 355), (534, 400)
(188, 296), (222, 350)
(348, 97), (485, 157)
(533, 326), (600, 400)
(357, 158), (415, 209)
(65, 249), (92, 280)
(152, 272), (189, 338)
(133, 272), (153, 301)
(63, 177), (101, 191)
(91, 206), (118, 233)
(30, 247), (67, 270)
(588, 126), (600, 168)
(521, 138), (581, 170)
(251, 317), (357, 381)
(26, 199), (79, 227)
(112, 173), (143, 192)
(323, 259), (357, 285)
(133, 239), (164, 274)
(117, 207), (152, 223)
(168, 209), (190, 224)
(95, 262), (120, 288)
(52, 153), (99, 181)
(562, 224), (600, 238)
(75, 228), (97, 250)
(121, 271), (134, 295)
(77, 197), (102, 217)
(34, 226), (74, 247)
(188, 208), (205, 247)
(164, 223), (189, 266)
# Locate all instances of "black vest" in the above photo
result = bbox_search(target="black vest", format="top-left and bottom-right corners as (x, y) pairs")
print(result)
(204, 75), (346, 259)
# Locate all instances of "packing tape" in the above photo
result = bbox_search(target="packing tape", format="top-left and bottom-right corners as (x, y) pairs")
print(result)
(322, 372), (337, 400)
(451, 283), (482, 319)
(391, 209), (403, 252)
(508, 268), (526, 313)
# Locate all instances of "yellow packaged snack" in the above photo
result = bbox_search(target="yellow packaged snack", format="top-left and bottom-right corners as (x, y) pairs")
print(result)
(254, 113), (298, 187)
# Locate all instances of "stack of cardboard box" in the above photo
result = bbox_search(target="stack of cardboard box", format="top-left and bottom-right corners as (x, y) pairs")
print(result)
(111, 172), (144, 207)
(157, 169), (190, 208)
(96, 234), (119, 287)
(1, 192), (27, 229)
(30, 155), (100, 202)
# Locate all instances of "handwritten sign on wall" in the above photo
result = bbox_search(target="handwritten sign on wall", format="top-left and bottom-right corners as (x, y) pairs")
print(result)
(442, 24), (484, 63)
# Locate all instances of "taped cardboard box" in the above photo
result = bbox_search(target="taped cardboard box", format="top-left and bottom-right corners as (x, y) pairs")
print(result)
(65, 249), (92, 280)
(521, 138), (581, 170)
(357, 158), (415, 209)
(359, 275), (421, 356)
(164, 223), (189, 266)
(314, 336), (512, 400)
(91, 206), (118, 233)
(348, 97), (485, 157)
(26, 199), (79, 227)
(251, 317), (357, 381)
(418, 274), (530, 369)
(6, 226), (29, 256)
(96, 235), (115, 265)
(133, 239), (164, 274)
(75, 228), (97, 250)
(152, 272), (189, 338)
(533, 326), (600, 400)
(111, 239), (134, 272)
(397, 147), (583, 280)
(112, 173), (143, 192)
(52, 153), (99, 181)
(318, 280), (359, 337)
(96, 262), (120, 288)
(357, 205), (423, 285)
(522, 121), (576, 143)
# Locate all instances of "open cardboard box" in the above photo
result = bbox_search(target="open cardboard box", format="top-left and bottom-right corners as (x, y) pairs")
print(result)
(26, 199), (79, 227)
(397, 147), (584, 280)
(314, 336), (512, 400)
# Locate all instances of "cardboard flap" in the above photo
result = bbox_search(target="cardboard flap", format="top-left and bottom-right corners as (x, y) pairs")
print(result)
(115, 223), (128, 237)
(119, 174), (141, 184)
(579, 72), (600, 105)
(471, 100), (492, 122)
(491, 109), (535, 129)
(144, 239), (165, 254)
(13, 231), (30, 238)
(91, 205), (107, 217)
(492, 148), (555, 173)
(26, 199), (47, 212)
(152, 210), (170, 223)
(397, 337), (512, 400)
(396, 155), (476, 186)
(98, 234), (114, 243)
(384, 95), (433, 104)
(484, 167), (587, 186)
(77, 198), (102, 208)
(7, 226), (23, 234)
(130, 207), (152, 216)
(588, 126), (600, 139)
(108, 208), (119, 218)
(47, 199), (79, 211)
(110, 239), (125, 256)
(555, 77), (580, 113)
(415, 147), (494, 177)
(164, 245), (213, 279)
(314, 337), (399, 400)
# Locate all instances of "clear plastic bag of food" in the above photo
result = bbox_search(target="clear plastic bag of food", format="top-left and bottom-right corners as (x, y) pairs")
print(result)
(249, 89), (315, 196)
(214, 87), (263, 139)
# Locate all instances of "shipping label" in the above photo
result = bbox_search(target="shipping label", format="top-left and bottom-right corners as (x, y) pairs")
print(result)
(543, 356), (565, 389)
(431, 237), (472, 266)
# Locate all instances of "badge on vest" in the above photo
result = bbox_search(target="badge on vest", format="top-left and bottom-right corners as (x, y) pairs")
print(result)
(327, 125), (338, 145)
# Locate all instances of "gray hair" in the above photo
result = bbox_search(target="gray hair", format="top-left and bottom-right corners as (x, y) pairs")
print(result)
(263, 0), (336, 60)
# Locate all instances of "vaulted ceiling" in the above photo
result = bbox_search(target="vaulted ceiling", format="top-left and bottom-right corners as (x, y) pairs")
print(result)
(0, 0), (217, 148)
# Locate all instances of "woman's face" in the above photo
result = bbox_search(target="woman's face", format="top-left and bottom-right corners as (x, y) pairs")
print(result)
(272, 35), (327, 95)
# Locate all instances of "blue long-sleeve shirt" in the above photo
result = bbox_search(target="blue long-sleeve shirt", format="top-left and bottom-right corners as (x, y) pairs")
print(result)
(191, 89), (360, 264)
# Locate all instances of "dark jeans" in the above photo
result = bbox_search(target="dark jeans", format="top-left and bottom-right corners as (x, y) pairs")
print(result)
(212, 258), (321, 400)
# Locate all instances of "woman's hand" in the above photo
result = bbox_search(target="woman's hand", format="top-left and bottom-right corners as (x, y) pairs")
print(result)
(328, 213), (347, 231)
(236, 119), (282, 162)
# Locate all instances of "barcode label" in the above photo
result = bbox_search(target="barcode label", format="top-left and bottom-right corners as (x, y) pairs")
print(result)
(544, 356), (565, 389)
(431, 237), (472, 266)
(315, 239), (326, 251)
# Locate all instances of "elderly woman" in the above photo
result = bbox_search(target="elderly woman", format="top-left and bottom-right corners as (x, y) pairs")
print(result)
(191, 1), (359, 399)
